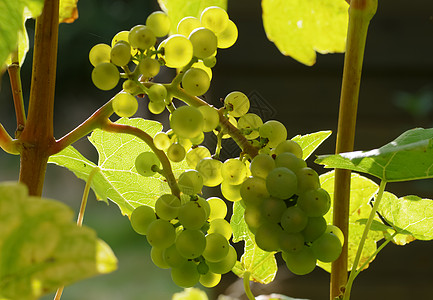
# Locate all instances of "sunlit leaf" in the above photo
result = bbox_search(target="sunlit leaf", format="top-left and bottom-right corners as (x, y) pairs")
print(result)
(292, 130), (332, 160)
(59, 0), (79, 23)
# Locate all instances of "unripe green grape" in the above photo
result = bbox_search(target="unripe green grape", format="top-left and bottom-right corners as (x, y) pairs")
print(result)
(122, 79), (140, 95)
(146, 11), (170, 37)
(170, 105), (204, 139)
(192, 60), (213, 79)
(296, 167), (321, 194)
(128, 25), (156, 50)
(261, 197), (287, 223)
(154, 132), (171, 150)
(238, 113), (263, 140)
(216, 19), (238, 49)
(255, 222), (283, 252)
(240, 176), (269, 207)
(200, 6), (229, 34)
(190, 132), (204, 145)
(282, 246), (317, 275)
(167, 143), (186, 162)
(161, 34), (193, 68)
(224, 91), (250, 118)
(135, 151), (160, 177)
(266, 167), (298, 199)
(178, 200), (207, 230)
(89, 43), (111, 67)
(188, 27), (218, 59)
(259, 120), (288, 148)
(196, 157), (223, 187)
(186, 146), (211, 168)
(275, 139), (303, 158)
(148, 101), (166, 114)
(175, 229), (206, 259)
(110, 41), (131, 66)
(112, 92), (138, 118)
(147, 83), (167, 103)
(207, 245), (237, 274)
(202, 233), (229, 262)
(177, 16), (201, 37)
(274, 152), (307, 173)
(139, 57), (160, 78)
(208, 218), (232, 240)
(155, 194), (181, 220)
(325, 225), (344, 246)
(146, 219), (176, 249)
(297, 188), (331, 217)
(181, 67), (211, 96)
(130, 205), (156, 235)
(196, 196), (211, 219)
(207, 197), (227, 220)
(280, 206), (308, 233)
(311, 232), (342, 263)
(198, 105), (219, 132)
(221, 158), (247, 185)
(178, 169), (203, 195)
(150, 246), (170, 269)
(279, 231), (304, 253)
(196, 261), (209, 275)
(220, 181), (242, 202)
(171, 261), (200, 288)
(91, 62), (119, 91)
(200, 271), (221, 288)
(112, 31), (136, 54)
(302, 216), (327, 243)
(163, 244), (187, 268)
(244, 205), (264, 233)
(203, 55), (217, 68)
(250, 153), (276, 179)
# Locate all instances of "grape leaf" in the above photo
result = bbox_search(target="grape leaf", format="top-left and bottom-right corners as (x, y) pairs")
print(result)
(316, 128), (433, 182)
(231, 201), (277, 284)
(59, 0), (79, 23)
(0, 182), (117, 300)
(157, 0), (227, 33)
(317, 171), (384, 272)
(49, 118), (189, 216)
(292, 130), (332, 160)
(261, 0), (349, 66)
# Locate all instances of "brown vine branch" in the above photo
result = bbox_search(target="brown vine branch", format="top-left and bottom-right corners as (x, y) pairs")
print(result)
(7, 51), (26, 137)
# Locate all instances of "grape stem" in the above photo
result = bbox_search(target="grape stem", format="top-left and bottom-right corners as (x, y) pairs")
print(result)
(0, 124), (19, 154)
(7, 50), (26, 138)
(243, 271), (256, 300)
(169, 57), (199, 88)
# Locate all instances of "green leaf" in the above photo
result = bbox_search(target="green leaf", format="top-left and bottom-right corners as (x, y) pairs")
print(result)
(292, 130), (332, 160)
(317, 171), (384, 272)
(261, 0), (349, 66)
(230, 201), (277, 284)
(49, 118), (189, 216)
(0, 182), (117, 300)
(158, 0), (227, 33)
(316, 128), (433, 182)
(59, 0), (79, 23)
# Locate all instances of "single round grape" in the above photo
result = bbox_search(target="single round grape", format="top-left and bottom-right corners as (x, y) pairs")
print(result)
(250, 153), (276, 179)
(198, 105), (219, 132)
(188, 27), (218, 59)
(216, 19), (238, 49)
(202, 233), (229, 262)
(139, 57), (160, 78)
(167, 143), (186, 162)
(302, 216), (327, 243)
(325, 225), (345, 246)
(155, 194), (181, 220)
(112, 92), (138, 118)
(91, 62), (119, 91)
(178, 169), (203, 195)
(163, 244), (187, 268)
(146, 219), (176, 249)
(148, 101), (166, 114)
(196, 261), (209, 275)
(275, 139), (303, 158)
(259, 120), (288, 148)
(255, 222), (283, 252)
(128, 25), (156, 50)
(200, 6), (229, 33)
(177, 16), (201, 36)
(297, 188), (331, 217)
(147, 83), (167, 103)
(110, 41), (131, 66)
(196, 196), (211, 219)
(282, 246), (317, 275)
(266, 167), (298, 199)
(296, 167), (321, 194)
(170, 105), (204, 139)
(224, 91), (250, 118)
(221, 158), (247, 185)
(203, 55), (217, 68)
(186, 146), (211, 168)
(261, 197), (287, 223)
(190, 132), (204, 145)
(244, 205), (264, 233)
(135, 151), (160, 177)
(181, 67), (211, 96)
(279, 231), (304, 253)
(196, 157), (223, 187)
(280, 206), (308, 233)
(89, 43), (111, 67)
(200, 271), (221, 288)
(240, 176), (269, 207)
(311, 232), (342, 263)
(171, 261), (200, 288)
(162, 34), (193, 68)
(238, 113), (263, 140)
(207, 245), (237, 274)
(178, 200), (207, 230)
(220, 181), (242, 202)
(192, 60), (213, 79)
(130, 205), (156, 235)
(154, 132), (171, 150)
(207, 197), (227, 220)
(175, 229), (206, 259)
(274, 152), (307, 173)
(208, 218), (232, 240)
(122, 79), (140, 95)
(146, 11), (171, 37)
(150, 246), (170, 269)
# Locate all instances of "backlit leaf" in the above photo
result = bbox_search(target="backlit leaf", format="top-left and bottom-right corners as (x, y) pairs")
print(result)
(59, 0), (79, 23)
(292, 130), (332, 160)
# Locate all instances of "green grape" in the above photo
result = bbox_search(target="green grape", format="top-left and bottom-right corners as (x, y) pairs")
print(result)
(196, 157), (223, 187)
(203, 55), (217, 68)
(177, 16), (201, 37)
(197, 261), (209, 275)
(207, 245), (237, 274)
(161, 34), (194, 68)
(221, 158), (247, 185)
(198, 105), (219, 132)
(112, 92), (138, 118)
(91, 62), (119, 91)
(186, 146), (211, 168)
(188, 27), (218, 59)
(190, 132), (204, 145)
(200, 271), (221, 288)
(146, 219), (176, 249)
(244, 205), (264, 233)
(261, 197), (287, 223)
(325, 225), (344, 246)
(146, 11), (171, 37)
(178, 200), (207, 230)
(216, 19), (238, 49)
(192, 60), (213, 79)
(275, 139), (303, 158)
(122, 79), (140, 95)
(178, 169), (203, 195)
(302, 216), (327, 243)
(208, 218), (232, 240)
(167, 143), (186, 162)
(150, 246), (170, 269)
(163, 244), (187, 268)
(224, 91), (250, 117)
(138, 57), (160, 78)
(202, 233), (229, 262)
(154, 132), (171, 150)
(274, 152), (307, 173)
(200, 6), (229, 34)
(181, 67), (211, 96)
(135, 151), (160, 177)
(297, 188), (331, 217)
(280, 206), (308, 233)
(282, 246), (317, 275)
(128, 25), (156, 50)
(148, 100), (166, 114)
(220, 181), (242, 202)
(89, 43), (111, 67)
(175, 229), (206, 259)
(240, 176), (269, 207)
(255, 222), (283, 252)
(296, 167), (321, 194)
(266, 167), (297, 199)
(237, 113), (263, 140)
(207, 197), (227, 220)
(311, 232), (342, 263)
(168, 130), (193, 150)
(259, 120), (288, 148)
(147, 83), (167, 102)
(250, 153), (276, 179)
(171, 260), (200, 288)
(155, 194), (181, 220)
(170, 105), (204, 139)
(173, 287), (208, 300)
(214, 115), (237, 139)
(196, 196), (211, 219)
(130, 205), (156, 235)
(279, 231), (304, 253)
(110, 41), (131, 66)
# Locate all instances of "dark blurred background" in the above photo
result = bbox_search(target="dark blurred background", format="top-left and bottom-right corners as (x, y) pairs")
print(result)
(1, 0), (433, 299)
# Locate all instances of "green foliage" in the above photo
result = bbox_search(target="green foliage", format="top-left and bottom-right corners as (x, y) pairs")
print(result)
(0, 182), (117, 300)
(292, 130), (332, 160)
